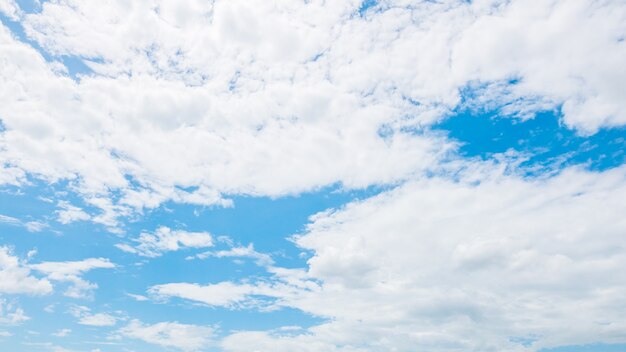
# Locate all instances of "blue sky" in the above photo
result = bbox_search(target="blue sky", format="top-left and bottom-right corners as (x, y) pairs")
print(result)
(0, 0), (626, 351)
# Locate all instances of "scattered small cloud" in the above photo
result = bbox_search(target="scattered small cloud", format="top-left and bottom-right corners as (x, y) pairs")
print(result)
(56, 201), (90, 225)
(52, 328), (71, 337)
(126, 293), (149, 302)
(116, 226), (213, 258)
(117, 319), (215, 352)
(30, 258), (115, 299)
(69, 306), (117, 327)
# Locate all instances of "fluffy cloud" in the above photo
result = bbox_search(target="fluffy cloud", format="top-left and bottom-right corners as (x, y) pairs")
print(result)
(0, 299), (29, 325)
(275, 165), (626, 351)
(117, 319), (215, 352)
(0, 5), (447, 227)
(68, 306), (117, 327)
(451, 0), (626, 132)
(115, 226), (214, 257)
(0, 0), (20, 21)
(149, 281), (272, 309)
(0, 247), (52, 295)
(153, 164), (626, 351)
(55, 201), (90, 225)
(30, 258), (115, 299)
(2, 0), (621, 225)
(0, 1), (625, 350)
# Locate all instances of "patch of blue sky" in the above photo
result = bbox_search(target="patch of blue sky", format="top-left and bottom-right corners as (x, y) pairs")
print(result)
(358, 0), (379, 16)
(435, 107), (626, 174)
(57, 55), (94, 78)
(14, 0), (42, 14)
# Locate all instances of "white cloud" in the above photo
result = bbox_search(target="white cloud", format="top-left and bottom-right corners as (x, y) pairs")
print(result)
(30, 258), (115, 299)
(43, 304), (55, 313)
(0, 246), (52, 295)
(0, 0), (619, 226)
(69, 306), (117, 327)
(149, 281), (267, 308)
(0, 330), (12, 337)
(0, 0), (20, 21)
(118, 319), (214, 352)
(56, 201), (90, 225)
(151, 164), (626, 351)
(23, 342), (77, 352)
(0, 299), (29, 325)
(78, 313), (117, 327)
(0, 214), (47, 232)
(24, 221), (47, 232)
(0, 214), (20, 226)
(451, 0), (626, 132)
(0, 1), (624, 348)
(116, 226), (214, 257)
(126, 293), (149, 302)
(192, 243), (274, 267)
(52, 328), (71, 337)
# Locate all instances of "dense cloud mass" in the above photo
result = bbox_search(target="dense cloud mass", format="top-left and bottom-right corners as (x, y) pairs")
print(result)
(1, 0), (624, 228)
(0, 0), (625, 351)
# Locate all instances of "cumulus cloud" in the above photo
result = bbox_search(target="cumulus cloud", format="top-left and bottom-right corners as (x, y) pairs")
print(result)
(0, 246), (52, 295)
(0, 0), (20, 21)
(151, 164), (626, 351)
(55, 201), (90, 225)
(0, 0), (625, 350)
(117, 319), (215, 352)
(115, 226), (214, 257)
(68, 306), (117, 327)
(451, 0), (626, 132)
(1, 0), (621, 226)
(30, 258), (115, 299)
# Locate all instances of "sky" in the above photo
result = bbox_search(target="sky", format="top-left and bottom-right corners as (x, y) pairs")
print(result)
(0, 0), (625, 351)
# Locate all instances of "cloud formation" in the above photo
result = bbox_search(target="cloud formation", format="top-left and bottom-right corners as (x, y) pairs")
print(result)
(0, 247), (52, 296)
(30, 258), (115, 299)
(0, 299), (29, 325)
(0, 0), (624, 351)
(115, 226), (214, 257)
(68, 306), (117, 327)
(2, 0), (622, 227)
(154, 164), (626, 351)
(118, 319), (215, 352)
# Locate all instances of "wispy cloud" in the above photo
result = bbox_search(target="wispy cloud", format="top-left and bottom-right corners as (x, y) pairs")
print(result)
(116, 226), (213, 258)
(30, 258), (115, 299)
